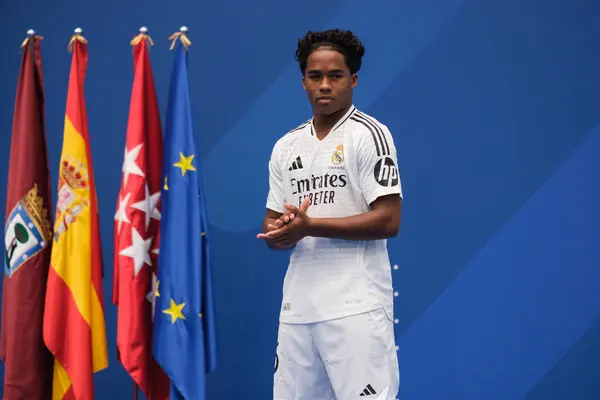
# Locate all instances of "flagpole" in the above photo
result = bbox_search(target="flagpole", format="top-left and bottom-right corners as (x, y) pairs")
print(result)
(133, 382), (138, 400)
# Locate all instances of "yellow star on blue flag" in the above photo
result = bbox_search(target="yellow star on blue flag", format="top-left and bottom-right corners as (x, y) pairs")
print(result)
(173, 152), (196, 176)
(152, 34), (218, 400)
(163, 298), (186, 323)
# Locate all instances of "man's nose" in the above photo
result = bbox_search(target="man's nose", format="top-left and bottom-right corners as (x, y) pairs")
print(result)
(319, 77), (332, 92)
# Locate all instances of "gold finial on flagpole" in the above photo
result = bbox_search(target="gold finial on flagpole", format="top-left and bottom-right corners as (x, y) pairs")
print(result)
(68, 27), (87, 52)
(21, 29), (43, 48)
(168, 26), (192, 50)
(131, 26), (154, 47)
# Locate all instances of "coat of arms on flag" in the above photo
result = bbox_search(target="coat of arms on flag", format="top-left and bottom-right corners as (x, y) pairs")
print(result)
(53, 155), (90, 242)
(4, 184), (52, 277)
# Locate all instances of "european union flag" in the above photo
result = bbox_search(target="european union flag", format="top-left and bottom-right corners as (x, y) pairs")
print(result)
(152, 32), (218, 400)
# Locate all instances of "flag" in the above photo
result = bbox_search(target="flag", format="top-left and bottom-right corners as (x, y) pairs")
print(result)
(0, 32), (54, 400)
(113, 30), (169, 400)
(152, 30), (218, 400)
(43, 29), (108, 400)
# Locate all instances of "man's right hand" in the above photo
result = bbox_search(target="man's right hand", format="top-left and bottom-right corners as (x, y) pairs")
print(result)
(259, 209), (297, 250)
(266, 212), (295, 231)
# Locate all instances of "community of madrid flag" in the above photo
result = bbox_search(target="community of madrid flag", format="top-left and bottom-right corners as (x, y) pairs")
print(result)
(0, 31), (54, 400)
(43, 28), (108, 399)
(152, 28), (218, 400)
(113, 28), (169, 400)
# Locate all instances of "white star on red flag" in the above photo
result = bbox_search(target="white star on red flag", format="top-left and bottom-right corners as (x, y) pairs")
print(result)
(131, 182), (161, 229)
(114, 192), (131, 234)
(119, 227), (153, 277)
(122, 143), (145, 186)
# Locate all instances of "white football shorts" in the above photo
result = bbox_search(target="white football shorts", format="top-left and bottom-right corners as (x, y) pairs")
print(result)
(273, 307), (399, 399)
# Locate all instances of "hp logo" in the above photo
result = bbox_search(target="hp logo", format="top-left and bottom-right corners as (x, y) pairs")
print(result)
(374, 157), (399, 187)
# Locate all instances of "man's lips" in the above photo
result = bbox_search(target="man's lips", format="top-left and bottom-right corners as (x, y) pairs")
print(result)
(317, 96), (334, 104)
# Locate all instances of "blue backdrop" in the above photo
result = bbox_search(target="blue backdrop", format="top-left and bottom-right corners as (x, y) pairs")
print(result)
(1, 0), (600, 399)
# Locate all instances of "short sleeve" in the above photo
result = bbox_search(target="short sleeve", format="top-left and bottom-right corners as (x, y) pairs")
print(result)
(357, 124), (403, 206)
(265, 141), (286, 214)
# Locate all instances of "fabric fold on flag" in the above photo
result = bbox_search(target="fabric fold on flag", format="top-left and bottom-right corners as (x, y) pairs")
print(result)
(152, 32), (218, 400)
(0, 33), (54, 400)
(42, 31), (108, 400)
(113, 31), (169, 400)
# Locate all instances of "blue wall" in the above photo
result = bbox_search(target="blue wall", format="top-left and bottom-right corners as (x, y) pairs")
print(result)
(1, 0), (600, 399)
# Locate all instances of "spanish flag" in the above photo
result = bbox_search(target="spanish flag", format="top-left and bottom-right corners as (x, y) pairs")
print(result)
(43, 28), (108, 399)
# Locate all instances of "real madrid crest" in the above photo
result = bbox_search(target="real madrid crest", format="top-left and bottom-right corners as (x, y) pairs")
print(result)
(331, 144), (344, 165)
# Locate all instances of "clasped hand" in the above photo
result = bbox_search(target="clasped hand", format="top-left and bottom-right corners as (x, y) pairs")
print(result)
(257, 197), (311, 249)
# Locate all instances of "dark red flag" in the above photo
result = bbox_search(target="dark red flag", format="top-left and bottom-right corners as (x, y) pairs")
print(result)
(113, 30), (170, 400)
(0, 33), (54, 399)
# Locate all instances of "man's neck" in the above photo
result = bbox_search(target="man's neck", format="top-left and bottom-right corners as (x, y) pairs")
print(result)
(313, 103), (352, 140)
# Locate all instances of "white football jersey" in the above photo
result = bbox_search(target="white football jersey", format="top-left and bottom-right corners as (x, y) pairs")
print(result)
(266, 105), (403, 324)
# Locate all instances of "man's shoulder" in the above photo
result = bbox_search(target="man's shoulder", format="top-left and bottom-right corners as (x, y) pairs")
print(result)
(348, 109), (390, 137)
(287, 117), (313, 134)
(282, 118), (312, 140)
(347, 109), (397, 156)
(273, 118), (312, 149)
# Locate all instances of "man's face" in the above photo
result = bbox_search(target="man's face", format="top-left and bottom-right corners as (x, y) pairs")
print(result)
(302, 47), (357, 116)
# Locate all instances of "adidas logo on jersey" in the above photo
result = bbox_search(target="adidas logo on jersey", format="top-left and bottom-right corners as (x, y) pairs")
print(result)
(288, 156), (304, 171)
(359, 383), (377, 396)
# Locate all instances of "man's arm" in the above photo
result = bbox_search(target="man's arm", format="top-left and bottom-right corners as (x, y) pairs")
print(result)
(307, 194), (401, 240)
(263, 208), (283, 234)
(262, 208), (283, 249)
(310, 120), (404, 240)
(260, 140), (298, 250)
(260, 193), (401, 244)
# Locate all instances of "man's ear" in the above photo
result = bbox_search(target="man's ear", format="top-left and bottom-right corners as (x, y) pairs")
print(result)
(351, 73), (358, 89)
(302, 76), (307, 91)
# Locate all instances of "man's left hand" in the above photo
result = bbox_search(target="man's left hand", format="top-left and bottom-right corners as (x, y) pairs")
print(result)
(257, 197), (311, 244)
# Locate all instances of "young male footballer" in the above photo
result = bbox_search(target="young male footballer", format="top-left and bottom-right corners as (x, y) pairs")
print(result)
(258, 28), (402, 399)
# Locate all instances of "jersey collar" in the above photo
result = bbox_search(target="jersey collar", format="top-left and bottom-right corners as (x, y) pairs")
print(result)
(310, 104), (357, 136)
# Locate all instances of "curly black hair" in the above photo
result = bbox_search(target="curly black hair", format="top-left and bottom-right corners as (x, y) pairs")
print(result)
(295, 29), (365, 76)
